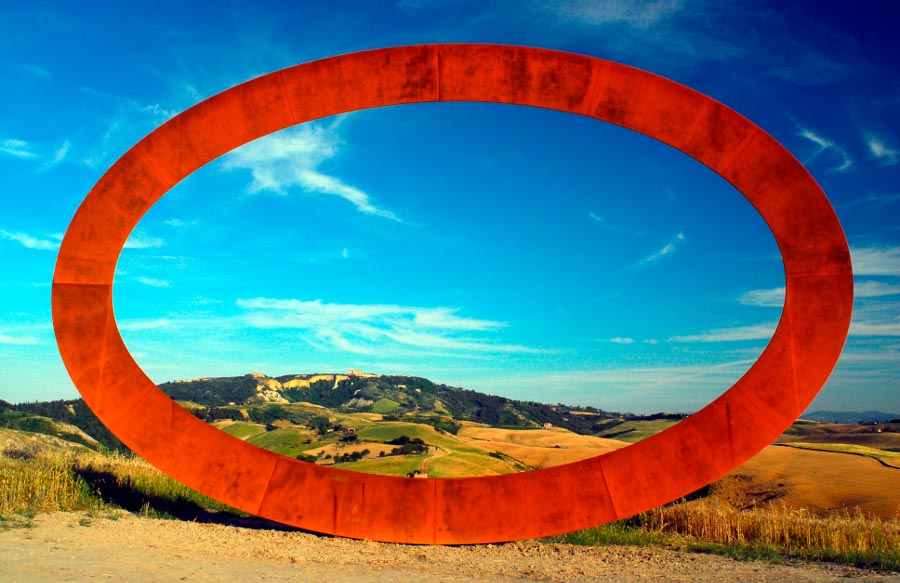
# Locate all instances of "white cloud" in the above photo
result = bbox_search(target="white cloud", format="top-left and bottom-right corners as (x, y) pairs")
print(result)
(0, 229), (59, 251)
(851, 246), (900, 276)
(608, 337), (634, 344)
(846, 296), (900, 338)
(0, 137), (70, 169)
(739, 281), (898, 309)
(134, 277), (170, 288)
(236, 297), (534, 356)
(0, 139), (38, 160)
(164, 218), (197, 228)
(798, 127), (852, 172)
(738, 287), (785, 308)
(51, 141), (70, 164)
(690, 277), (900, 343)
(118, 318), (173, 331)
(0, 332), (39, 346)
(222, 122), (399, 221)
(633, 232), (685, 267)
(868, 137), (899, 166)
(124, 231), (165, 249)
(849, 321), (900, 337)
(854, 280), (900, 298)
(669, 322), (777, 343)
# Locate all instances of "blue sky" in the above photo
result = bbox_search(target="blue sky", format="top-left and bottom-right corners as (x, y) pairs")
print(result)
(1, 1), (898, 414)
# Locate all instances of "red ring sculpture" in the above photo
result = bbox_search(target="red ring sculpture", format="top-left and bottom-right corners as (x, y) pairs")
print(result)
(53, 45), (853, 544)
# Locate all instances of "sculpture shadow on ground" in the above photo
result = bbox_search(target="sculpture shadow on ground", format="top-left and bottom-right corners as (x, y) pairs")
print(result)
(73, 467), (304, 532)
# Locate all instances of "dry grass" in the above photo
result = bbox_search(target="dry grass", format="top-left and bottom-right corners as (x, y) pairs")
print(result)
(0, 450), (96, 516)
(0, 446), (236, 521)
(731, 445), (900, 519)
(457, 426), (628, 469)
(4, 433), (899, 570)
(643, 498), (900, 568)
(778, 442), (900, 469)
(556, 478), (900, 571)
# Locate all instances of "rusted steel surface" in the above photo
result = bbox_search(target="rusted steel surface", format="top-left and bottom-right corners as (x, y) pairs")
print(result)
(52, 45), (853, 544)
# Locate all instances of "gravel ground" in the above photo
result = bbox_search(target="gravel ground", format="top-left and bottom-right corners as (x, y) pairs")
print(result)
(1, 512), (897, 583)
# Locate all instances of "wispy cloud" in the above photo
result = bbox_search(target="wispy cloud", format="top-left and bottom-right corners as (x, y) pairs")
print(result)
(549, 0), (683, 29)
(236, 297), (536, 356)
(738, 287), (784, 308)
(134, 277), (170, 288)
(849, 321), (900, 337)
(82, 87), (178, 121)
(855, 280), (900, 298)
(50, 141), (70, 164)
(118, 318), (173, 332)
(588, 212), (651, 237)
(851, 245), (900, 276)
(847, 292), (900, 338)
(839, 193), (900, 209)
(222, 121), (400, 221)
(82, 88), (178, 168)
(719, 278), (900, 342)
(741, 281), (900, 308)
(472, 358), (757, 413)
(668, 323), (777, 343)
(124, 231), (165, 250)
(738, 280), (900, 308)
(633, 232), (685, 267)
(83, 121), (119, 168)
(1, 137), (71, 169)
(0, 230), (59, 251)
(0, 59), (50, 79)
(867, 137), (899, 166)
(0, 139), (38, 160)
(798, 127), (852, 172)
(607, 337), (634, 344)
(0, 332), (39, 346)
(164, 218), (198, 229)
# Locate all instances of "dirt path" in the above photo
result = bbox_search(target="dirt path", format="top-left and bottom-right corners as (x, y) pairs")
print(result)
(421, 446), (451, 476)
(1, 512), (896, 583)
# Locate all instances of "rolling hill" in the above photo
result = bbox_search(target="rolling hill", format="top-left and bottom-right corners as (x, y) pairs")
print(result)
(156, 371), (640, 435)
(3, 373), (898, 519)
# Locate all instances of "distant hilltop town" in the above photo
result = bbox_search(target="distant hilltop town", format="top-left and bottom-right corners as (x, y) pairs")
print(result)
(174, 369), (381, 385)
(170, 370), (384, 404)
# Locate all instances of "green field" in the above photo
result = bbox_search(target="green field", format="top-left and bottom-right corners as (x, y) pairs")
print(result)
(371, 398), (402, 414)
(359, 422), (486, 453)
(427, 452), (514, 478)
(246, 427), (320, 457)
(360, 422), (447, 445)
(335, 454), (431, 476)
(594, 419), (681, 442)
(213, 422), (267, 440)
